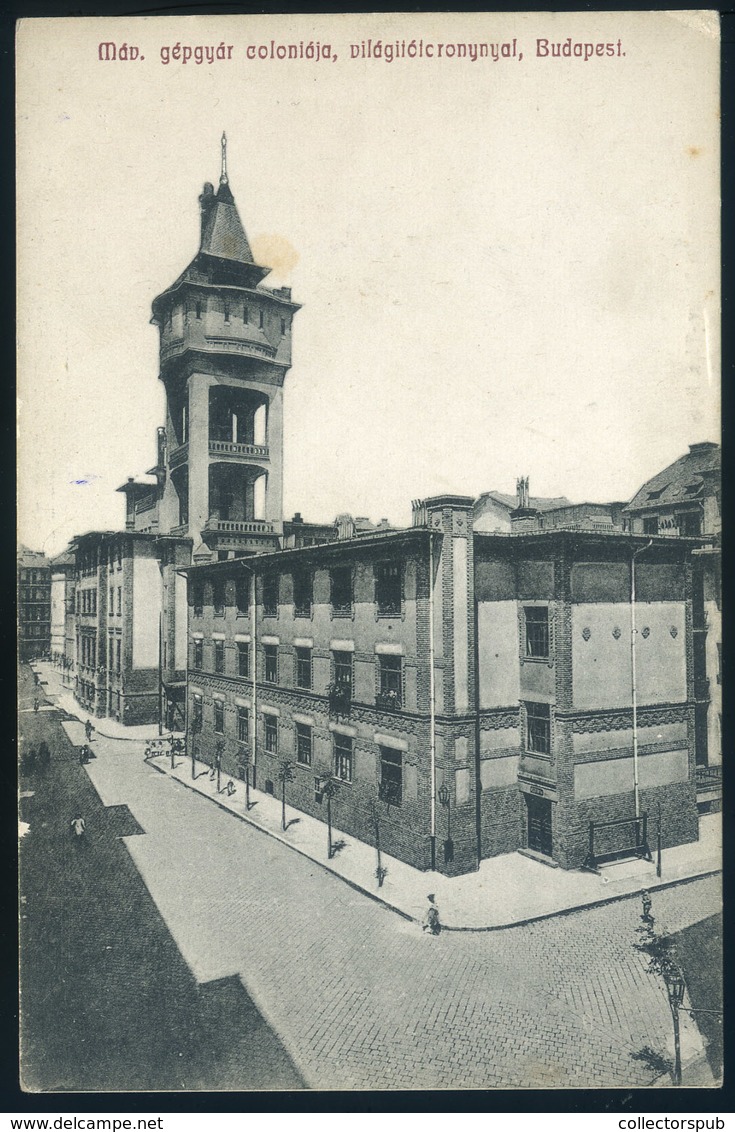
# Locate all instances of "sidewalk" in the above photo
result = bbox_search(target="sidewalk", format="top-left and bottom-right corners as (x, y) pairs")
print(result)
(33, 660), (721, 931)
(30, 661), (181, 743)
(149, 746), (722, 931)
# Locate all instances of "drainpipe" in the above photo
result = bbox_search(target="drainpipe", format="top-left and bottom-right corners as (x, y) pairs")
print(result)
(251, 568), (257, 789)
(631, 540), (653, 817)
(473, 594), (482, 870)
(429, 531), (437, 870)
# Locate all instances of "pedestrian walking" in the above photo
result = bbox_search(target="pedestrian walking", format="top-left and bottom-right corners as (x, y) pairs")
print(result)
(84, 719), (94, 743)
(423, 893), (441, 935)
(70, 813), (86, 842)
(33, 697), (39, 713)
(79, 744), (91, 766)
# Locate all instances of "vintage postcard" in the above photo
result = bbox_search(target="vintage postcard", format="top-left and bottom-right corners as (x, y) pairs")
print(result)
(17, 12), (721, 1093)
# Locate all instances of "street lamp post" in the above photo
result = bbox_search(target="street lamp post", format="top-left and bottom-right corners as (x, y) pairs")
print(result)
(438, 783), (453, 864)
(663, 967), (686, 1085)
(321, 777), (337, 858)
(370, 800), (388, 887)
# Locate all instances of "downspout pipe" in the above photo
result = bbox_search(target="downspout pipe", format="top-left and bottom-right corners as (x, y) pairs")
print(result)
(631, 540), (653, 817)
(429, 530), (437, 871)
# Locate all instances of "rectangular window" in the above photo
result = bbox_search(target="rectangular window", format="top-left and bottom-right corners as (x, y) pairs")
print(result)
(264, 644), (279, 684)
(214, 700), (224, 734)
(334, 734), (353, 783)
(379, 746), (403, 806)
(293, 570), (312, 617)
(117, 587), (122, 617)
(263, 575), (279, 616)
(296, 722), (312, 766)
(237, 706), (249, 744)
(213, 582), (225, 617)
(109, 585), (114, 613)
(378, 655), (402, 707)
(236, 577), (248, 616)
(243, 305), (249, 323)
(214, 639), (225, 674)
(224, 303), (230, 323)
(295, 646), (312, 689)
(265, 714), (278, 753)
(192, 582), (204, 617)
(375, 562), (402, 616)
(333, 650), (352, 693)
(192, 693), (203, 732)
(238, 641), (250, 678)
(526, 702), (551, 755)
(330, 566), (352, 614)
(524, 607), (550, 659)
(116, 639), (121, 674)
(193, 639), (203, 669)
(196, 302), (202, 320)
(258, 309), (264, 329)
(643, 516), (659, 535)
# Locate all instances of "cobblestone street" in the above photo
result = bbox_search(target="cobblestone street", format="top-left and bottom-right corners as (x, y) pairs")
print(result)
(82, 729), (720, 1091)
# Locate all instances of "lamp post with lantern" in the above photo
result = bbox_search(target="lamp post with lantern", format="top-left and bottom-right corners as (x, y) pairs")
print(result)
(437, 783), (454, 864)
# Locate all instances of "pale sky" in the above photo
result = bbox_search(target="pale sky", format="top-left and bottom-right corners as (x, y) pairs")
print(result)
(17, 11), (720, 557)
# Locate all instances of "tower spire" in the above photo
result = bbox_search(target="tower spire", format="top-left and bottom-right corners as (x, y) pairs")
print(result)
(220, 132), (228, 186)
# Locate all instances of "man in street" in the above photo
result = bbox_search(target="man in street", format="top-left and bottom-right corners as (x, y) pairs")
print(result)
(70, 813), (86, 842)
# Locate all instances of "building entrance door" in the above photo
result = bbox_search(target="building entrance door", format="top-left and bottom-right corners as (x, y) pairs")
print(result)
(526, 794), (552, 857)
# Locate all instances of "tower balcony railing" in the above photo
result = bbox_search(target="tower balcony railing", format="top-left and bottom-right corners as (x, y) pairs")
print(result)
(208, 440), (270, 460)
(203, 518), (275, 535)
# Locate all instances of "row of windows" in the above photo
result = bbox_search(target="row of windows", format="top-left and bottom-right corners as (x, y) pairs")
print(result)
(19, 587), (50, 601)
(77, 636), (97, 668)
(191, 641), (403, 705)
(192, 695), (404, 801)
(193, 563), (403, 619)
(77, 544), (125, 576)
(109, 586), (123, 617)
(78, 590), (98, 616)
(167, 299), (289, 336)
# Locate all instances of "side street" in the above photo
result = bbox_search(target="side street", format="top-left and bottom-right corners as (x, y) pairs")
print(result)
(20, 660), (722, 1092)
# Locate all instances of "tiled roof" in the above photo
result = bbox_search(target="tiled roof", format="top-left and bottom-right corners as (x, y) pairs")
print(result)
(625, 442), (720, 513)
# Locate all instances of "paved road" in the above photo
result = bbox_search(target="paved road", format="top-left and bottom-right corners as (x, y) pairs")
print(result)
(79, 720), (720, 1091)
(18, 666), (304, 1093)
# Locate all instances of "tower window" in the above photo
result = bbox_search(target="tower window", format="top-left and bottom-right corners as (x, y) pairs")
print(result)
(281, 318), (286, 335)
(243, 306), (249, 323)
(224, 303), (230, 323)
(195, 302), (202, 320)
(258, 309), (264, 329)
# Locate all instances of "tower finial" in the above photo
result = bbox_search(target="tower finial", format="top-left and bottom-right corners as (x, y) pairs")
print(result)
(220, 132), (228, 185)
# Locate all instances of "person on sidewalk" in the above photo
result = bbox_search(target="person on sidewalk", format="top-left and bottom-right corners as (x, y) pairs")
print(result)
(70, 813), (86, 842)
(423, 894), (441, 935)
(84, 719), (94, 743)
(33, 698), (39, 713)
(79, 744), (91, 766)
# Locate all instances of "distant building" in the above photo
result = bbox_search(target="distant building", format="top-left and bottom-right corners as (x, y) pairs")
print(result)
(624, 441), (720, 538)
(625, 441), (721, 786)
(18, 546), (51, 661)
(49, 548), (76, 684)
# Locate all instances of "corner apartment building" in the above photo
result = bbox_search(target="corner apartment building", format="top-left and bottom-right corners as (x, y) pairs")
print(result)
(185, 494), (706, 876)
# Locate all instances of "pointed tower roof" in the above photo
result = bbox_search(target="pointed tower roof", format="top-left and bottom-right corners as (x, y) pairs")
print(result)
(198, 133), (257, 264)
(153, 136), (271, 314)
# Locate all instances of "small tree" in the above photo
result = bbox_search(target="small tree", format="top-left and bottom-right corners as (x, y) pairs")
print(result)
(634, 891), (680, 983)
(635, 891), (686, 1085)
(279, 759), (294, 830)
